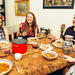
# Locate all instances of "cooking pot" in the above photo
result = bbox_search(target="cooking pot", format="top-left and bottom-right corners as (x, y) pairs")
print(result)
(12, 37), (27, 54)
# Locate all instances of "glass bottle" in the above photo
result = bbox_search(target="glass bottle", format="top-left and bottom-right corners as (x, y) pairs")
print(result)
(63, 36), (73, 54)
(18, 27), (22, 38)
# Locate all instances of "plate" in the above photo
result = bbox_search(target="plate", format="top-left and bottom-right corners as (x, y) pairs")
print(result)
(42, 51), (58, 60)
(0, 59), (12, 75)
(40, 44), (53, 51)
(27, 37), (39, 44)
(52, 40), (63, 48)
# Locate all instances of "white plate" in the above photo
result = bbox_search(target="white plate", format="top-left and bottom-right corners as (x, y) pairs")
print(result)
(42, 51), (58, 60)
(40, 44), (53, 51)
(27, 37), (39, 44)
(52, 40), (63, 48)
(0, 59), (12, 75)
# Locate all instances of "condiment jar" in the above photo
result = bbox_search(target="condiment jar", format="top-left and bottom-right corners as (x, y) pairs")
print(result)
(63, 35), (73, 54)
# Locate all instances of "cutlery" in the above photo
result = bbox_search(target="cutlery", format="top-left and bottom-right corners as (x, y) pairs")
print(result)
(14, 60), (20, 74)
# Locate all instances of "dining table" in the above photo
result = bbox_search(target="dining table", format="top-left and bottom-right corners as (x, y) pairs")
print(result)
(0, 36), (75, 75)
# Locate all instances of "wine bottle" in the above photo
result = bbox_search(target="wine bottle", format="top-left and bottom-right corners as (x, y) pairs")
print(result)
(18, 27), (22, 37)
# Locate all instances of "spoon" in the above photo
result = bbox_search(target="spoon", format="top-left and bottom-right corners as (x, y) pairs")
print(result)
(14, 60), (20, 74)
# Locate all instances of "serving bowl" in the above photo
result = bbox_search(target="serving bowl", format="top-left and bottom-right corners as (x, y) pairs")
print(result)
(0, 40), (12, 57)
(0, 40), (11, 49)
(27, 37), (39, 44)
(0, 59), (12, 75)
(52, 40), (63, 48)
(42, 51), (58, 60)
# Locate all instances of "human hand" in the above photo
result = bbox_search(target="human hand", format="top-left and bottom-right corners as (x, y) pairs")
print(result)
(22, 31), (28, 36)
(62, 55), (75, 63)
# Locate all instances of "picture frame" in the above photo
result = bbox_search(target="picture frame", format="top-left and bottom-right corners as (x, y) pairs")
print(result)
(43, 0), (74, 9)
(15, 0), (29, 16)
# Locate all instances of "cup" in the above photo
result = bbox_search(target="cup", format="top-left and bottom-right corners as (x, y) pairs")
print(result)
(32, 42), (39, 49)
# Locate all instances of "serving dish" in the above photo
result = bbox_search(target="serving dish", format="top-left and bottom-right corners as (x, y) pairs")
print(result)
(42, 51), (58, 60)
(40, 44), (53, 51)
(0, 59), (12, 75)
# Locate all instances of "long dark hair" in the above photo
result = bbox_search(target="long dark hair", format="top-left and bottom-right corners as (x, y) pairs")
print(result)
(22, 12), (37, 33)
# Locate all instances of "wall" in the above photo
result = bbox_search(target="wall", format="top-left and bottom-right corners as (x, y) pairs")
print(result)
(5, 0), (75, 38)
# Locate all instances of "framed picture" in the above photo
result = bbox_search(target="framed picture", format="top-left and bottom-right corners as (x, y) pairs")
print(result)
(43, 0), (74, 9)
(15, 0), (29, 16)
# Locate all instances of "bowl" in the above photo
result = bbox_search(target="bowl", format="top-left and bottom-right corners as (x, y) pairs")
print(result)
(27, 37), (39, 44)
(54, 40), (63, 48)
(14, 53), (22, 60)
(42, 51), (58, 60)
(0, 40), (12, 57)
(32, 45), (38, 49)
(0, 40), (11, 49)
(0, 59), (12, 75)
(40, 44), (53, 51)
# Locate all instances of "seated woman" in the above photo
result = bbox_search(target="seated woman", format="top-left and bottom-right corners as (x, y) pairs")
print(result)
(17, 12), (39, 39)
(63, 19), (75, 40)
(0, 18), (9, 40)
(62, 55), (75, 75)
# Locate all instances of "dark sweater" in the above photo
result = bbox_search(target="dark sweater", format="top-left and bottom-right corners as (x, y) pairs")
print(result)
(63, 26), (75, 40)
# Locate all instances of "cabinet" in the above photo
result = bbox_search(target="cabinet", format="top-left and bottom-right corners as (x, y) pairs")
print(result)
(0, 0), (6, 26)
